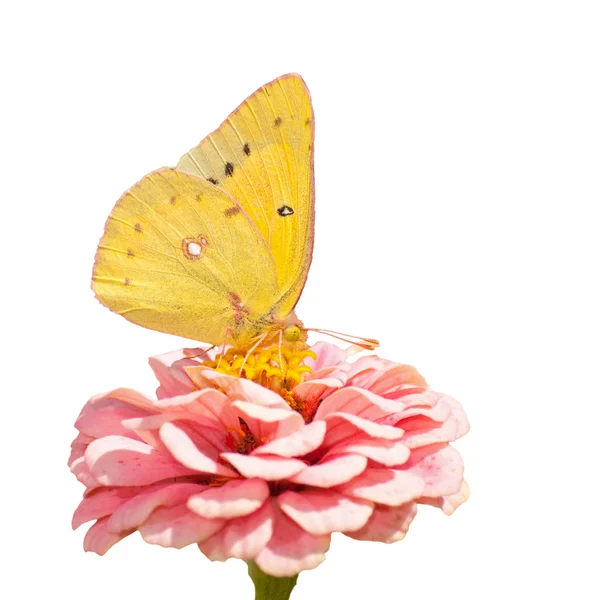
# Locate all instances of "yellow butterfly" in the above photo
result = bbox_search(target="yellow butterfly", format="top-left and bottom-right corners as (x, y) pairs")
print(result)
(93, 74), (377, 352)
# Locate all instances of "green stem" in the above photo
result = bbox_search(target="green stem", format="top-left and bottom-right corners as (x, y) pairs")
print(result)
(246, 561), (298, 600)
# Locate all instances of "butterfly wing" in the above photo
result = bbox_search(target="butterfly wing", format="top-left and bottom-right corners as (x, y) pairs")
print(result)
(177, 73), (315, 319)
(92, 169), (280, 346)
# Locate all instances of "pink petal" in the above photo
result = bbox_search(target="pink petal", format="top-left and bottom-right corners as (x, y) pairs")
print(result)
(69, 433), (98, 487)
(305, 364), (350, 385)
(85, 435), (196, 486)
(192, 369), (291, 409)
(253, 421), (326, 457)
(402, 444), (464, 497)
(321, 413), (405, 450)
(337, 468), (425, 506)
(232, 400), (304, 442)
(345, 502), (418, 543)
(279, 490), (373, 535)
(393, 396), (451, 424)
(315, 387), (405, 422)
(75, 394), (154, 438)
(159, 422), (237, 477)
(155, 388), (240, 432)
(345, 364), (386, 389)
(83, 517), (130, 555)
(303, 342), (347, 371)
(221, 453), (306, 480)
(326, 436), (410, 467)
(293, 377), (343, 408)
(289, 454), (368, 487)
(149, 348), (203, 399)
(420, 480), (471, 515)
(139, 504), (225, 548)
(368, 364), (427, 394)
(188, 478), (269, 519)
(90, 388), (157, 411)
(400, 394), (470, 448)
(72, 487), (140, 529)
(198, 499), (274, 561)
(124, 414), (227, 458)
(255, 502), (331, 577)
(108, 482), (207, 533)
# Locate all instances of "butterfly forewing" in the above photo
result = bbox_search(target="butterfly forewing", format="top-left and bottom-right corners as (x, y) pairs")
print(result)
(176, 73), (315, 319)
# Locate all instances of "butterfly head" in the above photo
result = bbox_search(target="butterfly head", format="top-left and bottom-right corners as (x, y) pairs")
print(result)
(283, 325), (303, 343)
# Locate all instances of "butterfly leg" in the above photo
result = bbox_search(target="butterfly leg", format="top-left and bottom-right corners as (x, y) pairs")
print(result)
(217, 328), (232, 370)
(277, 329), (285, 382)
(183, 345), (215, 360)
(238, 332), (268, 378)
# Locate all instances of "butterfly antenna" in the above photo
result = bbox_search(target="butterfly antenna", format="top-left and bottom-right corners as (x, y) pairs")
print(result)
(305, 328), (380, 351)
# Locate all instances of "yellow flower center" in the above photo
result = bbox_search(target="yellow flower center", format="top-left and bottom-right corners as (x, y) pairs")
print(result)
(200, 344), (316, 395)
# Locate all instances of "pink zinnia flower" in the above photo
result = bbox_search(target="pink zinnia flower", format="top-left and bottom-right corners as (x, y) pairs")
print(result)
(69, 342), (469, 577)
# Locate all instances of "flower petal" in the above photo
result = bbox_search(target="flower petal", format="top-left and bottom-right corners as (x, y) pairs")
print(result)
(293, 377), (343, 408)
(326, 436), (410, 467)
(289, 454), (368, 487)
(108, 482), (206, 533)
(402, 444), (464, 497)
(345, 502), (418, 543)
(149, 348), (204, 399)
(155, 388), (240, 432)
(75, 393), (154, 438)
(279, 490), (373, 535)
(198, 499), (274, 561)
(315, 387), (405, 422)
(321, 412), (405, 450)
(337, 468), (425, 506)
(72, 487), (140, 529)
(253, 421), (326, 457)
(139, 504), (226, 548)
(83, 517), (131, 555)
(368, 364), (427, 394)
(188, 478), (269, 519)
(255, 502), (331, 577)
(221, 453), (306, 480)
(420, 480), (471, 515)
(159, 422), (237, 477)
(190, 369), (290, 408)
(302, 342), (347, 371)
(232, 400), (304, 441)
(85, 435), (196, 486)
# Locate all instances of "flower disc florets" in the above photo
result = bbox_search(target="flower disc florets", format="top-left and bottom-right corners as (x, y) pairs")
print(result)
(69, 342), (469, 577)
(200, 344), (316, 393)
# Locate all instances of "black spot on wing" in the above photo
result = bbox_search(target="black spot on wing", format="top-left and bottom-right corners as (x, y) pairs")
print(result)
(208, 177), (219, 185)
(225, 162), (234, 177)
(277, 205), (294, 217)
(274, 116), (282, 127)
(243, 143), (251, 156)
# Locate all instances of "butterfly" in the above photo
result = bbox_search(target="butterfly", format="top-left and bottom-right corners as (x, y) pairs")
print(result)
(93, 74), (378, 352)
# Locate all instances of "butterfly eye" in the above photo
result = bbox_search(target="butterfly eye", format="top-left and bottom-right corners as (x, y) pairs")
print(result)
(283, 325), (302, 343)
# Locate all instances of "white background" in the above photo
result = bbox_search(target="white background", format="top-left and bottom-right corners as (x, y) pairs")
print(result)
(1, 1), (599, 598)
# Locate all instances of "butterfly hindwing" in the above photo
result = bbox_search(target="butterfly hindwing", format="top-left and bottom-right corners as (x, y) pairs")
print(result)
(176, 73), (315, 319)
(92, 170), (280, 345)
